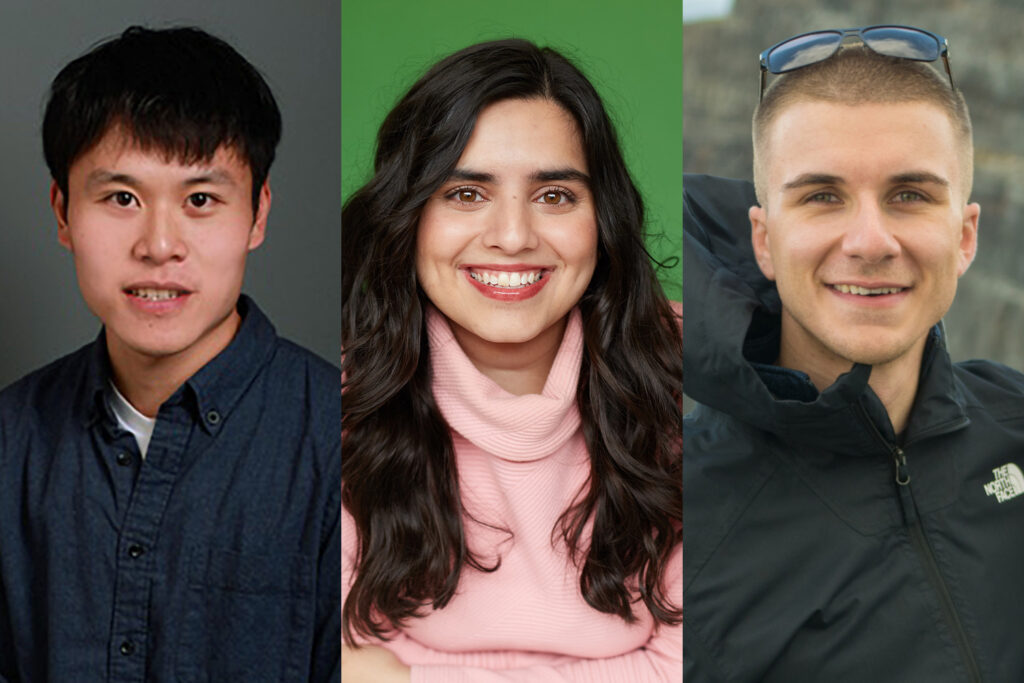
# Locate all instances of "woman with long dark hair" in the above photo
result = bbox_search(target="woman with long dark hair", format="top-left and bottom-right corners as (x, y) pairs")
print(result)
(342, 39), (681, 682)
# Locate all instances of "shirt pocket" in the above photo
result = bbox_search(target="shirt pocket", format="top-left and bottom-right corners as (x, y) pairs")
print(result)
(176, 545), (314, 683)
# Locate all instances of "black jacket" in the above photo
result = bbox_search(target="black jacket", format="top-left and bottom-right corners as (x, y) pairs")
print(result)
(683, 174), (1024, 683)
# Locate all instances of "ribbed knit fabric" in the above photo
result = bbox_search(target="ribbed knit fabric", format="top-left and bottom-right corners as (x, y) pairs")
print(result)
(342, 307), (682, 682)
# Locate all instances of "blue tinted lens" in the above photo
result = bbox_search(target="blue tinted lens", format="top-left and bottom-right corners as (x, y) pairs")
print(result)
(768, 32), (842, 73)
(862, 27), (940, 61)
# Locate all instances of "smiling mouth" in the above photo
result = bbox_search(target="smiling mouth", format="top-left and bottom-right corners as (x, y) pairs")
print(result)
(830, 284), (907, 297)
(467, 268), (547, 290)
(125, 288), (190, 301)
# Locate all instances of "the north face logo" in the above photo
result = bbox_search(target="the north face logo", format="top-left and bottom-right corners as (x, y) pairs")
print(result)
(984, 463), (1024, 503)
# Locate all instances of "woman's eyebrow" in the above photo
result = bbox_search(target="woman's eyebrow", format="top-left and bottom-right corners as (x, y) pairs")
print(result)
(447, 167), (591, 184)
(449, 168), (495, 182)
(531, 168), (590, 184)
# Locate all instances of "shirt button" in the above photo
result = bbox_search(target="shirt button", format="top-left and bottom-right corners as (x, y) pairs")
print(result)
(206, 409), (221, 425)
(119, 640), (135, 656)
(128, 544), (145, 559)
(116, 452), (133, 467)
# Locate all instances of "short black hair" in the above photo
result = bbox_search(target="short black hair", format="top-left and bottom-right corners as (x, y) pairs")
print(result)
(43, 26), (282, 213)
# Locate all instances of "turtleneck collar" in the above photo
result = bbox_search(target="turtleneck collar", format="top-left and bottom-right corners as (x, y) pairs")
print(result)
(426, 306), (583, 462)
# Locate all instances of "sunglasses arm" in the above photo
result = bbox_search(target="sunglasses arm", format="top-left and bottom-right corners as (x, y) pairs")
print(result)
(942, 53), (955, 90)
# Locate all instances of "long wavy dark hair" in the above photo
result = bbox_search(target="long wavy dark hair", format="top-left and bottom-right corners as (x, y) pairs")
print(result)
(342, 38), (681, 645)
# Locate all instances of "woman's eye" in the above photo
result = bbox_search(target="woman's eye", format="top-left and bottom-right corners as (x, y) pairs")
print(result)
(453, 189), (481, 203)
(536, 188), (576, 206)
(188, 192), (212, 208)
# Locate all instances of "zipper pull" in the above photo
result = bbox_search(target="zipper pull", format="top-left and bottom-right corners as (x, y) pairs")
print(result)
(893, 446), (910, 486)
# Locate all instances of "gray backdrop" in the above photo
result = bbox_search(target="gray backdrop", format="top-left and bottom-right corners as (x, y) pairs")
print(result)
(0, 0), (340, 388)
(684, 0), (1024, 372)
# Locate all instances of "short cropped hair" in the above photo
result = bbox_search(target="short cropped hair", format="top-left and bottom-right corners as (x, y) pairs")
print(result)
(43, 26), (282, 213)
(752, 46), (973, 205)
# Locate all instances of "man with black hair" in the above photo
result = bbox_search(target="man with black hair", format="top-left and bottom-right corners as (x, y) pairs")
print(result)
(0, 26), (339, 682)
(684, 28), (1024, 683)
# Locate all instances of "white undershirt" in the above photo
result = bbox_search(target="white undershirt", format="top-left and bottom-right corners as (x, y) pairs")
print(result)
(108, 381), (156, 459)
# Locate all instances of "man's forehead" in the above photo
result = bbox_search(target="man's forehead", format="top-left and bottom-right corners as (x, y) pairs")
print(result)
(75, 124), (249, 176)
(765, 99), (964, 189)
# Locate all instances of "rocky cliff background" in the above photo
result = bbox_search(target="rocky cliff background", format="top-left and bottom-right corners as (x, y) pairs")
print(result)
(684, 0), (1024, 371)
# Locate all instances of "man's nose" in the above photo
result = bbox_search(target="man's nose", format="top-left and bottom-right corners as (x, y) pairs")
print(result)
(132, 206), (188, 263)
(481, 196), (540, 253)
(840, 203), (901, 263)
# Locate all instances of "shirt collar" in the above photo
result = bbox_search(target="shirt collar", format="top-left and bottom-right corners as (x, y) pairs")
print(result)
(80, 295), (278, 433)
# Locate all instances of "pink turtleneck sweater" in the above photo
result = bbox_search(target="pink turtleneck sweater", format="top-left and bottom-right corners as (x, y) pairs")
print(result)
(342, 307), (682, 682)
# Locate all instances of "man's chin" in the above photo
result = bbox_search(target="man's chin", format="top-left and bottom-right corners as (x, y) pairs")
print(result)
(110, 334), (194, 362)
(824, 332), (926, 369)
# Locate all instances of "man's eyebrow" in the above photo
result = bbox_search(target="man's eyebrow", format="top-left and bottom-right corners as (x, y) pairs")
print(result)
(84, 169), (238, 189)
(781, 173), (843, 191)
(890, 171), (949, 187)
(183, 169), (237, 187)
(85, 170), (140, 189)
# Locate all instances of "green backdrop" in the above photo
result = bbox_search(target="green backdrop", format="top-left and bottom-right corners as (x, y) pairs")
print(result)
(341, 0), (682, 300)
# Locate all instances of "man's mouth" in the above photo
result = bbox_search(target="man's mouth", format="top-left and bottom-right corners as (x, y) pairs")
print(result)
(125, 287), (189, 301)
(830, 284), (907, 297)
(467, 268), (547, 290)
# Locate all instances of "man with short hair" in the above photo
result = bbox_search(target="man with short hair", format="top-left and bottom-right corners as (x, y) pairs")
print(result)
(0, 27), (340, 681)
(684, 27), (1024, 682)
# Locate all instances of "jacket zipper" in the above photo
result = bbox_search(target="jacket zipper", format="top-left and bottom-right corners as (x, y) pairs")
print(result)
(857, 404), (983, 683)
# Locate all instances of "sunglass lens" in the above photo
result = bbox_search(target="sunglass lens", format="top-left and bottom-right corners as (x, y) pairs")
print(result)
(862, 27), (940, 61)
(768, 32), (842, 73)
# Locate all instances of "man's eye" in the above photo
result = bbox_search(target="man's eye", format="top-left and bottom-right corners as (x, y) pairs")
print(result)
(111, 191), (136, 207)
(807, 192), (839, 203)
(894, 190), (924, 203)
(188, 193), (212, 208)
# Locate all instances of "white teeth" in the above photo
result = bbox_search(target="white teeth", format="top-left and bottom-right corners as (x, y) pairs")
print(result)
(130, 288), (184, 301)
(834, 284), (904, 296)
(468, 269), (544, 289)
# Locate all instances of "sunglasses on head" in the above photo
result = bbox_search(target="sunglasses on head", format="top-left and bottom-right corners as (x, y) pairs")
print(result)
(759, 25), (954, 100)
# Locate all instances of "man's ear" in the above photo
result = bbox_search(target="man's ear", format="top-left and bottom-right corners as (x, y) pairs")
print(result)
(51, 181), (73, 251)
(749, 204), (776, 280)
(957, 202), (980, 277)
(248, 179), (271, 251)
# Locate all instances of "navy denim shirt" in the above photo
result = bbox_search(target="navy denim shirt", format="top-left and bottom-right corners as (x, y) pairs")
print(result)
(0, 296), (340, 682)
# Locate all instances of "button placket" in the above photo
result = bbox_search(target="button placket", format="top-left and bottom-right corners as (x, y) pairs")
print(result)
(108, 402), (191, 682)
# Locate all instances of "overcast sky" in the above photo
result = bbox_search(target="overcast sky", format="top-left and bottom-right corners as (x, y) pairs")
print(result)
(683, 0), (733, 23)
